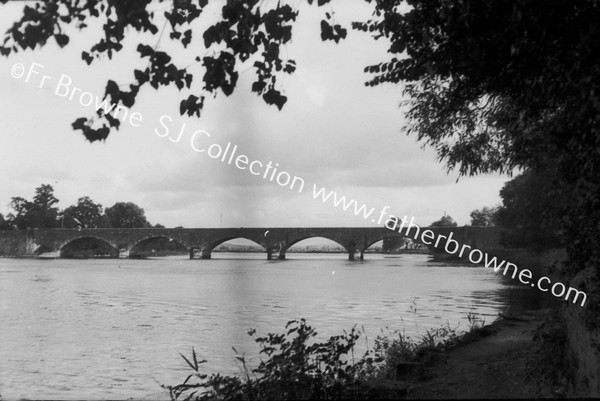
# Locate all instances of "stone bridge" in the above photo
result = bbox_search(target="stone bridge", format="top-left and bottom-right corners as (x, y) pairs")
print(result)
(0, 226), (504, 260)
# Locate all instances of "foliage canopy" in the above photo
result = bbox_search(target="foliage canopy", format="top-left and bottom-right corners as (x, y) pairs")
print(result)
(8, 184), (60, 229)
(62, 196), (104, 228)
(469, 207), (499, 228)
(0, 0), (346, 141)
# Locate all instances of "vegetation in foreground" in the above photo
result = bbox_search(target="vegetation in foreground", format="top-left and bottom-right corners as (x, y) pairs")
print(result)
(163, 315), (489, 400)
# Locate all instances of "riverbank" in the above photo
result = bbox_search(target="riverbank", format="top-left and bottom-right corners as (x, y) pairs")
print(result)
(402, 307), (562, 399)
(398, 249), (569, 399)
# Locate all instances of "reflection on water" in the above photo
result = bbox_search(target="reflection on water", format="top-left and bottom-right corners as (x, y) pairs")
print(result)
(0, 253), (539, 400)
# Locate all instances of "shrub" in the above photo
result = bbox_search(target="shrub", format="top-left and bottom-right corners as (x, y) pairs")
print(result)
(163, 319), (407, 400)
(164, 315), (486, 400)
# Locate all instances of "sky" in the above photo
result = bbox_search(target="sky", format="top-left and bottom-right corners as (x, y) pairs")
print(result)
(0, 1), (509, 228)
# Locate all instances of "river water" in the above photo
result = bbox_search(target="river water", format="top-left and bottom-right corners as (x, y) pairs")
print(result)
(0, 253), (533, 400)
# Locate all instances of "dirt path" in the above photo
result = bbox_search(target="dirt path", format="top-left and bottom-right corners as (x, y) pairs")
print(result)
(407, 309), (553, 399)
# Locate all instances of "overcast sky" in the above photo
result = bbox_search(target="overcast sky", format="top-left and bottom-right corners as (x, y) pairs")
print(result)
(0, 1), (509, 228)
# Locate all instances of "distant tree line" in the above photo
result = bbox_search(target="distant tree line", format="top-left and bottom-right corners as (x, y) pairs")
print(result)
(0, 184), (162, 230)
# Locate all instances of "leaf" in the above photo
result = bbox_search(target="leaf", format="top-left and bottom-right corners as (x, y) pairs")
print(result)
(184, 73), (193, 89)
(120, 90), (136, 108)
(54, 34), (69, 47)
(105, 80), (119, 99)
(251, 80), (266, 93)
(182, 29), (192, 48)
(262, 88), (287, 110)
(81, 51), (93, 65)
(182, 374), (194, 386)
(71, 118), (87, 131)
(134, 69), (148, 84)
(192, 347), (198, 369)
(179, 95), (204, 117)
(105, 113), (121, 129)
(320, 19), (333, 41)
(136, 43), (154, 58)
(180, 353), (197, 371)
(333, 24), (347, 42)
(83, 126), (110, 142)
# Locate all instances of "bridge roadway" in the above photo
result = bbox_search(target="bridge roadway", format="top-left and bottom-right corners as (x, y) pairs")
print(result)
(0, 226), (503, 261)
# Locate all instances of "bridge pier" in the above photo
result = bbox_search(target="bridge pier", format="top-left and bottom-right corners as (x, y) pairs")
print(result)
(349, 249), (364, 261)
(267, 249), (285, 260)
(189, 248), (212, 259)
(118, 248), (130, 259)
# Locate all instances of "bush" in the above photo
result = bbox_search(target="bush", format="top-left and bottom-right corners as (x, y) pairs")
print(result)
(164, 319), (408, 400)
(164, 315), (486, 400)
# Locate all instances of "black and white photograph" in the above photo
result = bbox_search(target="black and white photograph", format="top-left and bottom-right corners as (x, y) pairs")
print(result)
(0, 0), (598, 399)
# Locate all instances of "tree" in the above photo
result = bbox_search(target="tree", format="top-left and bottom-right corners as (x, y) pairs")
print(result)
(31, 184), (60, 228)
(0, 0), (346, 142)
(7, 184), (59, 229)
(353, 1), (600, 261)
(351, 1), (600, 335)
(0, 213), (11, 230)
(495, 166), (567, 250)
(62, 196), (104, 228)
(7, 196), (32, 229)
(470, 207), (500, 227)
(104, 202), (150, 228)
(430, 214), (457, 228)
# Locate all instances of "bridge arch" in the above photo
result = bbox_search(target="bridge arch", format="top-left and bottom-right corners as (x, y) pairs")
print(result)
(129, 236), (189, 258)
(194, 237), (266, 259)
(34, 244), (54, 256)
(283, 236), (351, 260)
(363, 239), (385, 253)
(362, 232), (431, 254)
(59, 236), (118, 258)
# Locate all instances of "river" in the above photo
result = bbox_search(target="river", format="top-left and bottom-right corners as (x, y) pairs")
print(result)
(0, 253), (533, 400)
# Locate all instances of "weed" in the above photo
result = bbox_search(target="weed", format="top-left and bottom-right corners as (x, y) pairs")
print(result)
(466, 312), (486, 331)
